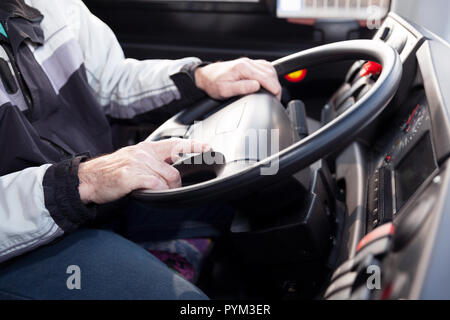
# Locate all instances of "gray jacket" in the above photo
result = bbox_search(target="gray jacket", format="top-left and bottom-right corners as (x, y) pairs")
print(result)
(0, 0), (203, 263)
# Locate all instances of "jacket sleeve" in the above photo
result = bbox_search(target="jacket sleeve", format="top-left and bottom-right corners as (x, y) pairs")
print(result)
(0, 158), (96, 263)
(68, 0), (205, 120)
(0, 165), (61, 263)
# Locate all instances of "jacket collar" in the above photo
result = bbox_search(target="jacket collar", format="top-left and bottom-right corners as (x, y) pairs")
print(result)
(0, 0), (44, 51)
(0, 0), (42, 23)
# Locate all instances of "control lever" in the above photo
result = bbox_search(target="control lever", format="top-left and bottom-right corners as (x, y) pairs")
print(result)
(173, 151), (226, 186)
(286, 100), (309, 140)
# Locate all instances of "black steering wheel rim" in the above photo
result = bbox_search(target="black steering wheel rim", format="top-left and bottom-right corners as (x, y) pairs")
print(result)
(132, 40), (402, 206)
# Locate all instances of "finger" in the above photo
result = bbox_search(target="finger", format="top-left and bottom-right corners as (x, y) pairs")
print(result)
(255, 59), (276, 69)
(146, 159), (182, 189)
(125, 148), (181, 189)
(220, 79), (260, 98)
(251, 61), (282, 99)
(141, 175), (170, 191)
(253, 61), (283, 100)
(132, 173), (170, 191)
(239, 62), (282, 98)
(151, 138), (211, 164)
(251, 64), (282, 100)
(253, 59), (278, 75)
(252, 68), (281, 100)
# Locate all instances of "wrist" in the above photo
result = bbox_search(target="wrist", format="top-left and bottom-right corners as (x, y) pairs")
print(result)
(43, 156), (97, 232)
(170, 61), (210, 104)
(78, 164), (90, 204)
(192, 61), (211, 92)
(194, 67), (206, 91)
(78, 161), (94, 205)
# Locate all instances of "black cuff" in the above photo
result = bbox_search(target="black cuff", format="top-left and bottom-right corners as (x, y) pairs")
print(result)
(43, 156), (97, 233)
(170, 61), (211, 104)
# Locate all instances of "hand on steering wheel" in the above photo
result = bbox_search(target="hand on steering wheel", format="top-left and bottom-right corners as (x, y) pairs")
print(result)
(78, 138), (210, 204)
(194, 58), (282, 100)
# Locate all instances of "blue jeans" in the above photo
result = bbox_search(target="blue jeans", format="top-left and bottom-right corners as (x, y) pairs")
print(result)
(0, 202), (234, 300)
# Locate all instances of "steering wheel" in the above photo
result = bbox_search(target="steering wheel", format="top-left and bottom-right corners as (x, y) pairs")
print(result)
(132, 40), (402, 206)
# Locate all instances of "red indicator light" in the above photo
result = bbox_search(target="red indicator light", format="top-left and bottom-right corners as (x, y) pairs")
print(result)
(360, 61), (383, 78)
(356, 223), (395, 252)
(385, 155), (391, 163)
(284, 69), (307, 83)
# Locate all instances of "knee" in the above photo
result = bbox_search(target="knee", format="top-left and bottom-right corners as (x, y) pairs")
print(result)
(0, 229), (208, 300)
(61, 229), (208, 300)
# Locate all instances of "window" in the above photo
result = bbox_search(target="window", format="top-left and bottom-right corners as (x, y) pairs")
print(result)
(142, 0), (260, 2)
(277, 0), (391, 21)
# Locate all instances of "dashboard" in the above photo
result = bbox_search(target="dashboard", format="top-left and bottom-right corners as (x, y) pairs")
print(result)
(324, 12), (435, 232)
(323, 12), (450, 299)
(366, 97), (438, 232)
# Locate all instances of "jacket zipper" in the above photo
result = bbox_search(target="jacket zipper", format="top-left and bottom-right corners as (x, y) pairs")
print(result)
(0, 31), (76, 160)
(0, 41), (71, 158)
(0, 41), (33, 115)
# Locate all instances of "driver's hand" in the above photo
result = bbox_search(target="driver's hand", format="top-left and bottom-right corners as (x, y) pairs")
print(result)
(194, 58), (282, 100)
(78, 138), (210, 204)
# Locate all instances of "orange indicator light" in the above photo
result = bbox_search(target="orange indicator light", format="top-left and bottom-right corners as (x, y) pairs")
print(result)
(284, 69), (307, 83)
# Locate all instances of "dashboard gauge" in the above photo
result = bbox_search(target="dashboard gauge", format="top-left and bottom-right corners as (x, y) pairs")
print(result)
(368, 99), (436, 231)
